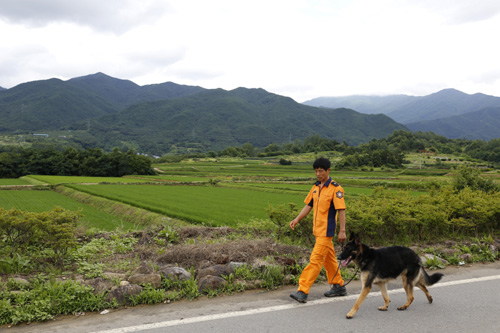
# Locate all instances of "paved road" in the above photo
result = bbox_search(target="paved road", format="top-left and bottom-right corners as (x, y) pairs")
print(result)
(6, 261), (500, 333)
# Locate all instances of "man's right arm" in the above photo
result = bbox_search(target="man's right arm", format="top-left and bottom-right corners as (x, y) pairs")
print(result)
(290, 205), (312, 230)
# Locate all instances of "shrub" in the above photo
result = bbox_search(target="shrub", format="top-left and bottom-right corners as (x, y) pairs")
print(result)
(347, 186), (500, 245)
(452, 166), (498, 193)
(267, 203), (314, 246)
(0, 207), (79, 268)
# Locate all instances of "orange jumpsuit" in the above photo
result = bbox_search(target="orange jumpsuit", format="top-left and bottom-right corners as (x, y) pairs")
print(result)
(298, 177), (346, 294)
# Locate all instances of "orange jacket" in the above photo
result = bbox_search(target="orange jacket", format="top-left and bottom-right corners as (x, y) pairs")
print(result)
(304, 177), (345, 237)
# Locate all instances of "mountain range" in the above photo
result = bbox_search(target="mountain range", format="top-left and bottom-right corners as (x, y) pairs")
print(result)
(1, 73), (499, 154)
(0, 73), (406, 154)
(304, 89), (500, 140)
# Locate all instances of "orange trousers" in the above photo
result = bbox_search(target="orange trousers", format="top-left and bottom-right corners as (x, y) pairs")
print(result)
(298, 236), (344, 294)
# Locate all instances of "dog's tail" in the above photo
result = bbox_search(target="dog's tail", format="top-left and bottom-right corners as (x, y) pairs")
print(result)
(422, 268), (443, 286)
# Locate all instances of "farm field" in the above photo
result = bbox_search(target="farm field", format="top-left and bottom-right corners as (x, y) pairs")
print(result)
(65, 184), (306, 227)
(0, 178), (31, 185)
(153, 159), (455, 190)
(2, 156), (495, 231)
(26, 175), (152, 185)
(224, 182), (427, 197)
(0, 189), (137, 230)
(153, 160), (314, 179)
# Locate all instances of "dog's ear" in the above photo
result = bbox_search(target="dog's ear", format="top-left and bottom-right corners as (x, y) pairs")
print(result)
(349, 231), (355, 241)
(354, 233), (361, 245)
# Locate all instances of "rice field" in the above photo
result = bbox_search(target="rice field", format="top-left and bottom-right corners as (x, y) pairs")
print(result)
(0, 178), (31, 185)
(0, 190), (137, 231)
(26, 175), (152, 185)
(1, 156), (451, 231)
(67, 184), (306, 227)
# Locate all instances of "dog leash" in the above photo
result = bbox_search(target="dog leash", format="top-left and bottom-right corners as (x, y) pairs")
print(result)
(329, 242), (359, 287)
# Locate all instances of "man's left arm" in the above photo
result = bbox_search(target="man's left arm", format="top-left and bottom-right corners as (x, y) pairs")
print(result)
(337, 209), (346, 242)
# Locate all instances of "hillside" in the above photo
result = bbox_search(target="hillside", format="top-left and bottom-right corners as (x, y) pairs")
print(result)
(0, 78), (118, 132)
(304, 89), (500, 141)
(68, 73), (205, 109)
(0, 73), (205, 133)
(303, 94), (417, 115)
(386, 89), (500, 124)
(304, 89), (500, 123)
(67, 87), (408, 154)
(406, 107), (500, 140)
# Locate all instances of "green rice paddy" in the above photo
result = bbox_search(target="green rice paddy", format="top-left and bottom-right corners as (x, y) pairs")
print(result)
(0, 190), (136, 231)
(0, 157), (455, 230)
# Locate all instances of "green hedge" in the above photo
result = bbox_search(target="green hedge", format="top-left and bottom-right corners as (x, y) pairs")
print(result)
(348, 186), (500, 244)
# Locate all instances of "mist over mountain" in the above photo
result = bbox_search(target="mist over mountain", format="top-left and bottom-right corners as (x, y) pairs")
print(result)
(406, 107), (500, 140)
(386, 89), (500, 124)
(303, 94), (417, 115)
(304, 89), (500, 140)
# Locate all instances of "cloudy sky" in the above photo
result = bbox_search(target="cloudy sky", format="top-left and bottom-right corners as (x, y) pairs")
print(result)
(1, 0), (500, 102)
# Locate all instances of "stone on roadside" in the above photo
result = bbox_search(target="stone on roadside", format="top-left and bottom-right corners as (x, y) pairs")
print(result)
(128, 273), (162, 288)
(159, 266), (192, 281)
(198, 275), (226, 293)
(105, 284), (143, 305)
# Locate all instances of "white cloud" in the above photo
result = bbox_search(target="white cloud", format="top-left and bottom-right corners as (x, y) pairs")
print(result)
(0, 0), (172, 33)
(1, 0), (500, 101)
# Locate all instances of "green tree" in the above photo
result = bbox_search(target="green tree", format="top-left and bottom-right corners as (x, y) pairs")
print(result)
(452, 166), (498, 193)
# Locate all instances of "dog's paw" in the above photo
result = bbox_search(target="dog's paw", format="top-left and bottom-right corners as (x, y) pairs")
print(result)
(378, 306), (388, 311)
(346, 311), (355, 319)
(397, 305), (408, 311)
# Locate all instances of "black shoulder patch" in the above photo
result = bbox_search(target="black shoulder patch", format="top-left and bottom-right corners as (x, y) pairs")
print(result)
(332, 181), (339, 187)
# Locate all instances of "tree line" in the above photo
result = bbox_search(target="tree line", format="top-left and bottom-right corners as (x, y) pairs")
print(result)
(160, 131), (500, 169)
(2, 131), (500, 178)
(0, 146), (154, 178)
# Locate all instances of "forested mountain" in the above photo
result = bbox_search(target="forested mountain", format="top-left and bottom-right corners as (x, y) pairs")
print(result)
(0, 78), (118, 132)
(67, 87), (408, 154)
(0, 73), (205, 132)
(303, 89), (500, 141)
(68, 73), (205, 109)
(406, 107), (500, 140)
(0, 73), (408, 154)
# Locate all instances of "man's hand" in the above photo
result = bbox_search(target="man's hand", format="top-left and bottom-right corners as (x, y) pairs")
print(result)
(289, 205), (311, 231)
(337, 230), (346, 243)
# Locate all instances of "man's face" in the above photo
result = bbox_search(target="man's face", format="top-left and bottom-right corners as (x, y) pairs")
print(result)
(314, 168), (330, 183)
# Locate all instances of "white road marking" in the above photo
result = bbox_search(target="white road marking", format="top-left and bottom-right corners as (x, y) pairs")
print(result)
(90, 274), (500, 333)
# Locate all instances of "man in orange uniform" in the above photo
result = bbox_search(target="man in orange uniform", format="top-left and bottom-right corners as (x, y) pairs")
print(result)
(289, 157), (347, 303)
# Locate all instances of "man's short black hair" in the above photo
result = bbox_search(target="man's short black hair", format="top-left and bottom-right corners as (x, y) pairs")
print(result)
(313, 157), (331, 170)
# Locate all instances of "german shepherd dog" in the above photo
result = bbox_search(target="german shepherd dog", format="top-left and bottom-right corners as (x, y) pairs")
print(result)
(338, 232), (443, 319)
